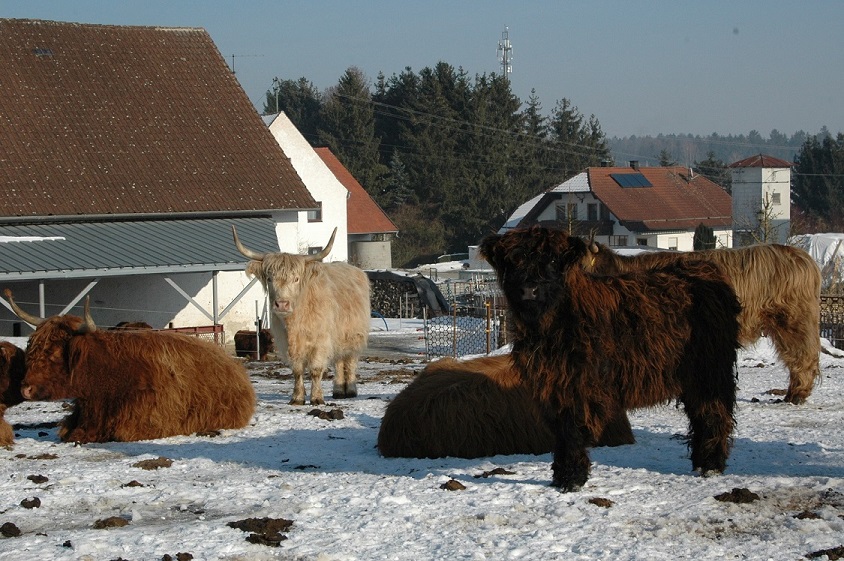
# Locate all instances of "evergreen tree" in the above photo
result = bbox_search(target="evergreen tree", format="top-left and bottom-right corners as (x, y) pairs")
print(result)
(693, 223), (716, 249)
(318, 67), (387, 196)
(792, 133), (844, 229)
(694, 151), (732, 193)
(263, 77), (322, 141)
(658, 149), (676, 166)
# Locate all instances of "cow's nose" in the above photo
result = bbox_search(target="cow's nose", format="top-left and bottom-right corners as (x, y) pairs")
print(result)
(521, 285), (539, 301)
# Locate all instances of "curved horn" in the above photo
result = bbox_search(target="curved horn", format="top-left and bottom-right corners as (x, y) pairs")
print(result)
(3, 289), (44, 327)
(309, 228), (337, 262)
(76, 296), (97, 334)
(232, 225), (266, 261)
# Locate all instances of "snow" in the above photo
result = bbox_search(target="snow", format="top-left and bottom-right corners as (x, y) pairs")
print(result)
(1, 320), (844, 560)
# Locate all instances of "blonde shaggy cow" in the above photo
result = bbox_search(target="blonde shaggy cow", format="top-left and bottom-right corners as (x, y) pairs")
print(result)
(233, 227), (370, 405)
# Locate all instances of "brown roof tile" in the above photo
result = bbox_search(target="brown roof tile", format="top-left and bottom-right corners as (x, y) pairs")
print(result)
(728, 154), (792, 168)
(588, 166), (732, 232)
(0, 19), (315, 219)
(314, 147), (398, 235)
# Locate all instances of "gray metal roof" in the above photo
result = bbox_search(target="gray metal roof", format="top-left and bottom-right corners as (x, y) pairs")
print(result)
(0, 217), (278, 281)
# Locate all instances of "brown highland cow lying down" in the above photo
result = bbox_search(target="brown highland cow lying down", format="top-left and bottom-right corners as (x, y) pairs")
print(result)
(5, 290), (256, 443)
(377, 354), (634, 459)
(0, 341), (26, 446)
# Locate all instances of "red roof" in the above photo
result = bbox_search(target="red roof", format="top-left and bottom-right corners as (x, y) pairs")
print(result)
(588, 166), (732, 232)
(314, 148), (398, 235)
(728, 154), (793, 169)
(0, 19), (315, 219)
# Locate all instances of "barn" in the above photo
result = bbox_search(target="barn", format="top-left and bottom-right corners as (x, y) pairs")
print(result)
(0, 19), (336, 341)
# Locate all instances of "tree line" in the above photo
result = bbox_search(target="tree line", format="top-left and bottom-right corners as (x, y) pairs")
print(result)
(266, 65), (844, 263)
(265, 64), (610, 266)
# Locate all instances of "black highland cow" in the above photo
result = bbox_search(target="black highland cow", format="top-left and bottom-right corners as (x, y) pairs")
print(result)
(480, 227), (741, 491)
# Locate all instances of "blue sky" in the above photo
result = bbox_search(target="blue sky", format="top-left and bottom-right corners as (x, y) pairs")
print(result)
(4, 1), (842, 138)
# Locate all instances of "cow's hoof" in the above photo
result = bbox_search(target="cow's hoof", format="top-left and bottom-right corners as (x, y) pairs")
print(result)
(288, 398), (305, 406)
(310, 397), (325, 406)
(332, 388), (358, 399)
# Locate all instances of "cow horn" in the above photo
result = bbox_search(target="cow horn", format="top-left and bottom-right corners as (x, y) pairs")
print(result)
(3, 289), (44, 327)
(588, 232), (599, 255)
(232, 225), (266, 261)
(309, 228), (337, 262)
(76, 296), (97, 334)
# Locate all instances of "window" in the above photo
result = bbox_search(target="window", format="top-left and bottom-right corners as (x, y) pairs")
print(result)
(307, 202), (323, 223)
(668, 237), (678, 250)
(610, 235), (628, 246)
(587, 203), (598, 221)
(555, 202), (578, 222)
(637, 238), (648, 246)
(599, 203), (610, 221)
(771, 192), (781, 205)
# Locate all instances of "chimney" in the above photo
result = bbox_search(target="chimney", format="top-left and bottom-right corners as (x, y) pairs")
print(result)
(629, 160), (639, 170)
(600, 159), (611, 167)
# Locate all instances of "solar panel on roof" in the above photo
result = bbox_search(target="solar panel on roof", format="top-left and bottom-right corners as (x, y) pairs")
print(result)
(610, 173), (652, 188)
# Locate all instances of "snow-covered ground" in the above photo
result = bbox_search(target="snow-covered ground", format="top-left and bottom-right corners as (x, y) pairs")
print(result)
(1, 320), (843, 561)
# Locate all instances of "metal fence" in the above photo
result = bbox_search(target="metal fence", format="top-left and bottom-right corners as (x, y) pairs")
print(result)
(425, 288), (844, 358)
(821, 295), (844, 349)
(423, 279), (509, 359)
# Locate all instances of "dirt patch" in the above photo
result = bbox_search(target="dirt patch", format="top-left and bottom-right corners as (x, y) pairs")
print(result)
(714, 487), (760, 504)
(474, 467), (516, 479)
(227, 517), (293, 547)
(589, 497), (614, 508)
(133, 457), (173, 470)
(441, 479), (466, 491)
(307, 408), (344, 421)
(92, 516), (129, 529)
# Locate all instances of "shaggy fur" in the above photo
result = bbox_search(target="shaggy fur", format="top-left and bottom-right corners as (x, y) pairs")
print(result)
(584, 241), (822, 404)
(7, 292), (255, 443)
(234, 329), (275, 361)
(480, 227), (741, 491)
(378, 354), (634, 459)
(0, 342), (26, 446)
(234, 227), (370, 405)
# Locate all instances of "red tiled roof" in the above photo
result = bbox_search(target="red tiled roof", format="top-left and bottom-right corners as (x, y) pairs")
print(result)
(0, 19), (315, 220)
(314, 147), (398, 235)
(588, 166), (732, 232)
(728, 154), (792, 168)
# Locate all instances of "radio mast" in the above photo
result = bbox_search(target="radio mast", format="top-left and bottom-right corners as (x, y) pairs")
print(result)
(497, 26), (513, 81)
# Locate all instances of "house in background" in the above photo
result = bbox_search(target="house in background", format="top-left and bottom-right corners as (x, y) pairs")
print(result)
(501, 162), (733, 251)
(0, 19), (331, 339)
(262, 113), (398, 269)
(315, 147), (398, 269)
(729, 154), (792, 246)
(264, 112), (350, 260)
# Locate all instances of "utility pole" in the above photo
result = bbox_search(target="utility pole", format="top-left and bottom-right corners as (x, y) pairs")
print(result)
(497, 26), (513, 81)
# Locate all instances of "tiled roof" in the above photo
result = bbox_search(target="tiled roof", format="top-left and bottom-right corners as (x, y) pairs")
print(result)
(728, 154), (793, 168)
(588, 166), (732, 232)
(314, 148), (398, 235)
(0, 19), (316, 220)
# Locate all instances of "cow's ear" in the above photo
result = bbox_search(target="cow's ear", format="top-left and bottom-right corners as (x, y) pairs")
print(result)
(479, 234), (502, 267)
(245, 261), (264, 280)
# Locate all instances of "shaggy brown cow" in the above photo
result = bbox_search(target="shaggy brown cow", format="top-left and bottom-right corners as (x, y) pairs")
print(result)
(480, 227), (741, 491)
(377, 354), (634, 459)
(234, 329), (275, 361)
(5, 290), (256, 443)
(0, 342), (26, 446)
(110, 321), (154, 330)
(233, 227), (370, 405)
(583, 241), (822, 404)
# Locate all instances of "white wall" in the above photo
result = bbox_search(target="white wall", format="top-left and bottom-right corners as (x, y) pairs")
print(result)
(267, 113), (349, 261)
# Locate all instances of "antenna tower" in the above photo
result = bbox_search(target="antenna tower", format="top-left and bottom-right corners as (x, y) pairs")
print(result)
(497, 26), (513, 80)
